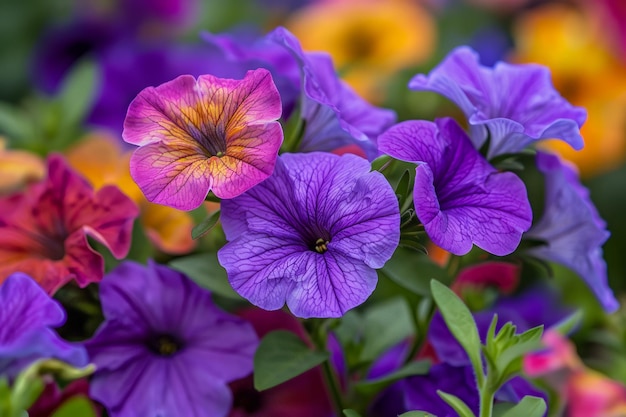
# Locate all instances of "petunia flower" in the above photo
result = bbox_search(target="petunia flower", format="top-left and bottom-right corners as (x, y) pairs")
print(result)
(408, 46), (587, 159)
(378, 117), (532, 256)
(268, 27), (397, 160)
(218, 152), (400, 318)
(0, 273), (88, 379)
(524, 151), (617, 312)
(123, 68), (283, 210)
(85, 261), (258, 417)
(0, 154), (138, 294)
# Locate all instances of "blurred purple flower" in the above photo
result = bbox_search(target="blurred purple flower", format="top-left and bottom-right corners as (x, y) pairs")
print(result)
(85, 261), (258, 417)
(378, 117), (532, 256)
(204, 27), (396, 159)
(0, 273), (87, 379)
(409, 46), (586, 158)
(218, 152), (400, 318)
(525, 151), (617, 312)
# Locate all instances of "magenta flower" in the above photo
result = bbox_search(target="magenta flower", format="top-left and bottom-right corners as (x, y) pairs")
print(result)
(378, 117), (532, 256)
(409, 46), (586, 158)
(0, 155), (138, 294)
(218, 152), (400, 318)
(0, 273), (88, 379)
(123, 68), (283, 210)
(85, 261), (258, 417)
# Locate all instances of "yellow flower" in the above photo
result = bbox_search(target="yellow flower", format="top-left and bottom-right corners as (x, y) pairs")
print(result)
(65, 132), (197, 255)
(286, 0), (436, 102)
(0, 138), (45, 195)
(511, 3), (626, 177)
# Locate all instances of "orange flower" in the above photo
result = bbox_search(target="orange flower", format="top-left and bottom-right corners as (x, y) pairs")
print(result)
(511, 3), (626, 177)
(285, 0), (436, 102)
(0, 139), (45, 195)
(65, 132), (197, 255)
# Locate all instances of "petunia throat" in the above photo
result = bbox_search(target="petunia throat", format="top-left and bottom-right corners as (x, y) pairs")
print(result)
(147, 334), (183, 356)
(313, 238), (329, 254)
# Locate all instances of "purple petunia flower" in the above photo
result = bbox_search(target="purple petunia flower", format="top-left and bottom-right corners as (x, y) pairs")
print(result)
(85, 261), (258, 417)
(218, 152), (400, 318)
(408, 46), (587, 158)
(525, 151), (617, 312)
(268, 27), (397, 160)
(0, 273), (88, 379)
(378, 117), (532, 256)
(203, 27), (397, 160)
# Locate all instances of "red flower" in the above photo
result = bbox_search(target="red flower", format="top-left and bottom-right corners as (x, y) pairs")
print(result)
(0, 154), (138, 293)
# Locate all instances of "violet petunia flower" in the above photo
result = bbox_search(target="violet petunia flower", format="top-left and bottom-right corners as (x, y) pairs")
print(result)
(409, 46), (587, 158)
(218, 152), (400, 318)
(85, 261), (258, 417)
(123, 68), (283, 210)
(268, 27), (397, 160)
(0, 154), (138, 294)
(0, 273), (88, 379)
(525, 151), (617, 312)
(378, 117), (532, 256)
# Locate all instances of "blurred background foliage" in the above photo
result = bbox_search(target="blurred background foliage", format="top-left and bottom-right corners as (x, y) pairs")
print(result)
(1, 0), (626, 385)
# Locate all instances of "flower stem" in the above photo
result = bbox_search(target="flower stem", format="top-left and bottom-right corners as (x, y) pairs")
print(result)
(479, 387), (495, 417)
(309, 319), (345, 415)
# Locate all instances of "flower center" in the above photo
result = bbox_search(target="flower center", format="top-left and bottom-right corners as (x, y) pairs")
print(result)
(147, 334), (182, 356)
(313, 238), (329, 254)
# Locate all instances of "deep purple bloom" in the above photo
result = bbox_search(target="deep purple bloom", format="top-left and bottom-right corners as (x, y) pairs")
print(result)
(268, 27), (397, 160)
(378, 117), (532, 256)
(408, 46), (587, 158)
(203, 27), (397, 160)
(525, 151), (617, 312)
(0, 273), (88, 379)
(218, 152), (400, 318)
(85, 261), (258, 417)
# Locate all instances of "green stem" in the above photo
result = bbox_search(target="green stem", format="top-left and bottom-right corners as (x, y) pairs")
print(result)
(403, 298), (435, 366)
(309, 319), (345, 415)
(479, 388), (495, 417)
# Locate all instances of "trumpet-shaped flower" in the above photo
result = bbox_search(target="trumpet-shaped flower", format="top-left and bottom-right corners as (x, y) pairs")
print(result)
(0, 273), (88, 378)
(0, 155), (138, 294)
(378, 117), (532, 256)
(218, 152), (400, 318)
(86, 261), (258, 417)
(123, 68), (283, 210)
(409, 46), (587, 159)
(525, 151), (617, 312)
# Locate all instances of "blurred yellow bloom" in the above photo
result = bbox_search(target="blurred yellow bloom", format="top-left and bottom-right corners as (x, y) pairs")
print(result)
(0, 138), (45, 195)
(512, 3), (626, 177)
(66, 132), (196, 255)
(286, 0), (436, 102)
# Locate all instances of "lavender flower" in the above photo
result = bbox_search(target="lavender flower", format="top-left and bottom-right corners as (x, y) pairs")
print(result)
(525, 151), (617, 312)
(218, 152), (400, 318)
(0, 273), (88, 379)
(409, 46), (586, 158)
(378, 117), (532, 256)
(85, 261), (258, 417)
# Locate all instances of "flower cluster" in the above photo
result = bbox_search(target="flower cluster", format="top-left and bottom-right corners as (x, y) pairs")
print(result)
(0, 4), (622, 417)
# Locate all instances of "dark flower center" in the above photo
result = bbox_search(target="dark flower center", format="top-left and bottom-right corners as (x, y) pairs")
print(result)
(147, 334), (182, 356)
(312, 237), (329, 254)
(232, 387), (264, 414)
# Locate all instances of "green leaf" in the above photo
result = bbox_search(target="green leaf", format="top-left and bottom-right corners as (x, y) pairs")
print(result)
(438, 391), (477, 417)
(382, 248), (449, 296)
(359, 297), (414, 362)
(354, 360), (430, 395)
(56, 59), (99, 128)
(430, 280), (483, 383)
(343, 410), (362, 417)
(169, 253), (240, 300)
(254, 330), (329, 391)
(0, 103), (32, 141)
(191, 209), (221, 239)
(51, 396), (97, 417)
(399, 412), (437, 417)
(500, 396), (546, 417)
(552, 310), (583, 336)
